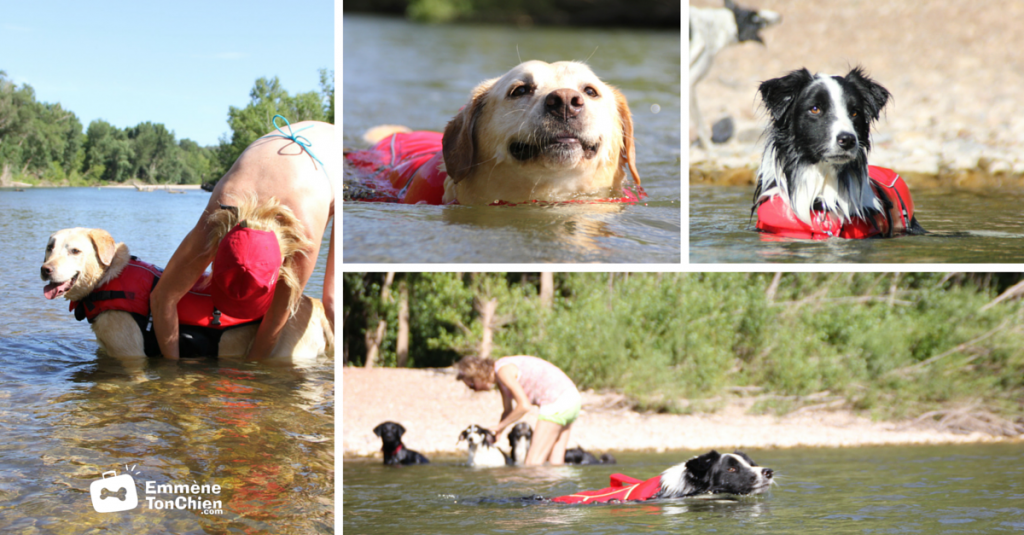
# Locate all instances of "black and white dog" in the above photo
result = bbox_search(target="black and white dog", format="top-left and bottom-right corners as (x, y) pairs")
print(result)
(752, 67), (926, 235)
(658, 450), (774, 498)
(506, 422), (617, 466)
(458, 424), (511, 467)
(690, 0), (782, 148)
(373, 421), (430, 465)
(551, 450), (774, 503)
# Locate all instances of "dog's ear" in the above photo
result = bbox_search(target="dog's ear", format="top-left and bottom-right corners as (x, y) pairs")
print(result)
(87, 229), (117, 267)
(685, 450), (721, 482)
(483, 428), (497, 447)
(442, 78), (496, 184)
(759, 68), (814, 123)
(613, 87), (642, 189)
(732, 450), (758, 466)
(373, 423), (385, 437)
(844, 66), (890, 121)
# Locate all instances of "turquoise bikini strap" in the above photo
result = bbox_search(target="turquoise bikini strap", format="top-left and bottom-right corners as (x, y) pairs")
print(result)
(266, 114), (324, 169)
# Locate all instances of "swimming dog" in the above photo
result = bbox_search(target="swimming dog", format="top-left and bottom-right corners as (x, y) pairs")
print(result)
(752, 67), (925, 239)
(373, 421), (430, 465)
(690, 0), (781, 148)
(552, 450), (774, 503)
(345, 60), (642, 205)
(458, 424), (510, 467)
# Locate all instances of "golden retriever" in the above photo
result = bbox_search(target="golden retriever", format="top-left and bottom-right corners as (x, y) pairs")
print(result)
(41, 199), (333, 368)
(442, 60), (641, 204)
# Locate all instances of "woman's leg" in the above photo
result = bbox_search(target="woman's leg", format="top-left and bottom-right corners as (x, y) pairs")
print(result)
(547, 424), (573, 465)
(525, 419), (564, 466)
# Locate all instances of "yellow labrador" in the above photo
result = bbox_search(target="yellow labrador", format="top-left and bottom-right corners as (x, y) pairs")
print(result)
(41, 206), (332, 368)
(441, 60), (641, 205)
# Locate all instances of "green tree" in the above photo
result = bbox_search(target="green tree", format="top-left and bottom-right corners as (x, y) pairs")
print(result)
(83, 119), (134, 182)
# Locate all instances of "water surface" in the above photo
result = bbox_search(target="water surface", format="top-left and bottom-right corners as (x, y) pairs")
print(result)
(0, 188), (333, 534)
(344, 444), (1023, 534)
(690, 185), (1024, 263)
(343, 15), (681, 263)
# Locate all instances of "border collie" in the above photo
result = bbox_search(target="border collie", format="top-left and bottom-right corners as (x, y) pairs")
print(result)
(373, 421), (430, 465)
(690, 0), (782, 148)
(753, 67), (926, 236)
(552, 450), (774, 504)
(458, 424), (510, 467)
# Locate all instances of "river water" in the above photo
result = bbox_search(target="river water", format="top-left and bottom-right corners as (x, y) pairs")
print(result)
(690, 185), (1024, 263)
(0, 188), (333, 534)
(343, 443), (1023, 534)
(342, 15), (681, 263)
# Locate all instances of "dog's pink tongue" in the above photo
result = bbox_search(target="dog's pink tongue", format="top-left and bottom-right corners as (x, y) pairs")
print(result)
(43, 280), (72, 300)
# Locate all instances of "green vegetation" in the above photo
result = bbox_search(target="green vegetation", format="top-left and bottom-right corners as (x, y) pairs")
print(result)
(344, 0), (680, 27)
(344, 273), (1024, 424)
(0, 69), (334, 187)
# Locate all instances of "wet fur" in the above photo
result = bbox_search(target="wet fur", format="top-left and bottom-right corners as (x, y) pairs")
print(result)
(657, 450), (774, 498)
(374, 421), (430, 465)
(458, 424), (511, 467)
(439, 60), (641, 205)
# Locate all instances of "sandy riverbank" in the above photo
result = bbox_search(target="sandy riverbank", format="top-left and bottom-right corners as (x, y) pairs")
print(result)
(689, 0), (1024, 189)
(343, 367), (1018, 460)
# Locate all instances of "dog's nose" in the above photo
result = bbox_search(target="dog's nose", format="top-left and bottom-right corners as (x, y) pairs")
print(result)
(545, 88), (584, 119)
(763, 468), (774, 479)
(41, 265), (52, 279)
(836, 132), (856, 150)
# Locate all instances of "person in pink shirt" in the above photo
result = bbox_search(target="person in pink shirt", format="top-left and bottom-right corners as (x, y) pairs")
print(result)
(456, 355), (581, 466)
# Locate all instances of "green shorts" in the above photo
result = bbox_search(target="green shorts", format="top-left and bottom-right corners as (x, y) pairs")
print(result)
(538, 389), (582, 427)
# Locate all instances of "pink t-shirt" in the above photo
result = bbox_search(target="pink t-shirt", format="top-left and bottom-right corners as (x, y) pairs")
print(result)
(494, 356), (577, 406)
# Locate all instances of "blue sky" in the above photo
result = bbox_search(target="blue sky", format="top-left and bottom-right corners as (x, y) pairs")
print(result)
(0, 0), (334, 146)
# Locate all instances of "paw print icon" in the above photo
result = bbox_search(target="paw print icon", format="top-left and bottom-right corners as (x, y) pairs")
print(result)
(90, 470), (139, 513)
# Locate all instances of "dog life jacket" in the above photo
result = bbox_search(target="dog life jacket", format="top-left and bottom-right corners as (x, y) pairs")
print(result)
(345, 131), (645, 205)
(755, 166), (916, 239)
(552, 473), (663, 504)
(71, 258), (258, 357)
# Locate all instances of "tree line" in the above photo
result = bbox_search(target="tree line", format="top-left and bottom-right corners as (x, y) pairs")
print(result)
(0, 69), (333, 187)
(344, 272), (1024, 429)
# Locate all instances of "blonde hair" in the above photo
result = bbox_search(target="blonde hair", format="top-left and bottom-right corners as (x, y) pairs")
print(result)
(455, 355), (495, 385)
(205, 194), (313, 316)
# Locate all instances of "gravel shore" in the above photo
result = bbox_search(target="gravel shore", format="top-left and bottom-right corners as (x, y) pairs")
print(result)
(689, 0), (1024, 188)
(343, 367), (1015, 460)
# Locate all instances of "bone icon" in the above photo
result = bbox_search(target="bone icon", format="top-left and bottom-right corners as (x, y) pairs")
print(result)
(100, 487), (128, 501)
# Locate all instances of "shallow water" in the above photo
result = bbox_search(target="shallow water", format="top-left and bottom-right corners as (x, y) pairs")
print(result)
(343, 444), (1024, 534)
(690, 185), (1024, 263)
(342, 15), (681, 263)
(0, 188), (333, 533)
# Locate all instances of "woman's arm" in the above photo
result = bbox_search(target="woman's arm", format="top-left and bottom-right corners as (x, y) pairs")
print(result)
(493, 364), (532, 436)
(151, 221), (216, 359)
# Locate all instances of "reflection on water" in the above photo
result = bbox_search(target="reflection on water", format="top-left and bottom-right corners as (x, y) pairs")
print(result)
(344, 445), (1023, 535)
(690, 185), (1024, 263)
(0, 188), (333, 533)
(343, 14), (681, 263)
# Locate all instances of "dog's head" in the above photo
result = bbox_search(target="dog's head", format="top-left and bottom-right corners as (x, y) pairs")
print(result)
(759, 67), (890, 166)
(442, 60), (640, 205)
(458, 424), (497, 447)
(373, 421), (407, 447)
(507, 422), (532, 448)
(41, 228), (130, 303)
(725, 0), (782, 44)
(659, 450), (774, 498)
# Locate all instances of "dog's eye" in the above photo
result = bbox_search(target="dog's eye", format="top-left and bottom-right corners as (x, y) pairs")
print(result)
(509, 85), (532, 98)
(729, 467), (737, 472)
(584, 86), (599, 98)
(810, 106), (821, 115)
(70, 248), (81, 255)
(851, 111), (858, 118)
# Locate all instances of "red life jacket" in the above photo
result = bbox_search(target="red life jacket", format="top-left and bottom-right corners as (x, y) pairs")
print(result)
(71, 258), (255, 329)
(345, 131), (646, 205)
(552, 473), (663, 504)
(755, 166), (916, 239)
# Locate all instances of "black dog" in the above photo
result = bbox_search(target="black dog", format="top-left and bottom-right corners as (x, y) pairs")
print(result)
(564, 446), (617, 466)
(373, 421), (430, 465)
